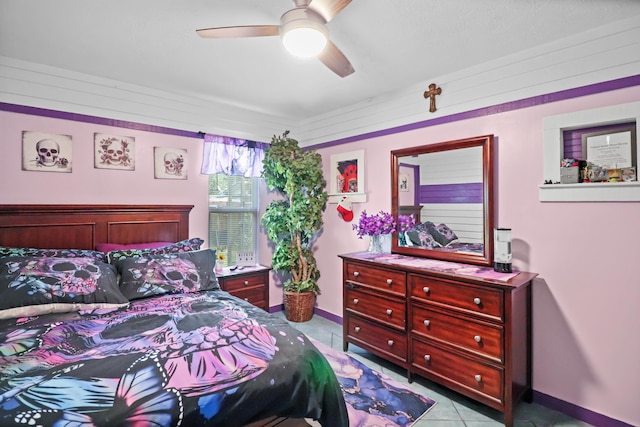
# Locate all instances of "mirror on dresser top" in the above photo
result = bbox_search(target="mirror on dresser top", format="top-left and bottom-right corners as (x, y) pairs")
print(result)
(391, 134), (495, 267)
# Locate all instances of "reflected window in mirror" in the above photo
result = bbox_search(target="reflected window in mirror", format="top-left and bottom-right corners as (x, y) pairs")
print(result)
(391, 135), (494, 266)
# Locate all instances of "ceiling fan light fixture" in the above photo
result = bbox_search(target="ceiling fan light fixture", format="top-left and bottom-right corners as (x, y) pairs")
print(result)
(282, 26), (327, 57)
(280, 9), (328, 58)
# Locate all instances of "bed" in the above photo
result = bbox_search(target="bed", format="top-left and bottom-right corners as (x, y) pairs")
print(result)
(398, 205), (484, 254)
(0, 204), (348, 427)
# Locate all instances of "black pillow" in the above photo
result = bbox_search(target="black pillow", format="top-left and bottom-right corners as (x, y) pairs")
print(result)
(0, 256), (128, 320)
(0, 246), (106, 263)
(115, 249), (219, 301)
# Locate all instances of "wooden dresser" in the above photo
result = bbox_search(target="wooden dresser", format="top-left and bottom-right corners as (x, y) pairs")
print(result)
(340, 252), (537, 427)
(216, 265), (271, 311)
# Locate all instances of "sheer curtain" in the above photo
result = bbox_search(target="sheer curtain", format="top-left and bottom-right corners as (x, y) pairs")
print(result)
(201, 134), (269, 177)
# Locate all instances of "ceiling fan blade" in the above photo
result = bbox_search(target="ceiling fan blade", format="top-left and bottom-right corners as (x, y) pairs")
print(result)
(196, 25), (280, 39)
(307, 0), (351, 22)
(318, 40), (354, 77)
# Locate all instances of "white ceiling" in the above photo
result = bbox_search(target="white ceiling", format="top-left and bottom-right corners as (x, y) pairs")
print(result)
(2, 0), (640, 122)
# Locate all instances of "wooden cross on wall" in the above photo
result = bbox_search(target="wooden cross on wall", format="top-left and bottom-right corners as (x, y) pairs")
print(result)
(423, 83), (442, 112)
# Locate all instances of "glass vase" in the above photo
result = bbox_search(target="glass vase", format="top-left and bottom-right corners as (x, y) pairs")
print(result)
(368, 234), (384, 253)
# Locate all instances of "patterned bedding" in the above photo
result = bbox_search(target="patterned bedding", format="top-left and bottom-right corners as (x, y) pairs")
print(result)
(401, 221), (484, 255)
(0, 290), (348, 426)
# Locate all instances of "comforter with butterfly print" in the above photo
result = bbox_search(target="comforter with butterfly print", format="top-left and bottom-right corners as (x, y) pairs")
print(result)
(0, 291), (348, 426)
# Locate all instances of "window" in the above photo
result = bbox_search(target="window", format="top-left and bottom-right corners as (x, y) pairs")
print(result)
(208, 174), (259, 266)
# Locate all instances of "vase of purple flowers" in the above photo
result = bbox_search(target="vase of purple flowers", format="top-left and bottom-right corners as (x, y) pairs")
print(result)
(368, 234), (386, 253)
(353, 211), (415, 253)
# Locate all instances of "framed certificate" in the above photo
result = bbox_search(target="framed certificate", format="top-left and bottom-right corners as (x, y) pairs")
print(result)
(582, 128), (636, 169)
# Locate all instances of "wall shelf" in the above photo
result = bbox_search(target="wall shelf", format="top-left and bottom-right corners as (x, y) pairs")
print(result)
(540, 101), (640, 202)
(539, 181), (640, 202)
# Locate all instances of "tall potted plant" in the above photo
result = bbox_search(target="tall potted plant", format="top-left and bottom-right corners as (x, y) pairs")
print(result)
(261, 131), (328, 322)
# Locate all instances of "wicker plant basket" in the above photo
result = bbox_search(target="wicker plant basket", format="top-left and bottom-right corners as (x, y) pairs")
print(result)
(284, 290), (316, 322)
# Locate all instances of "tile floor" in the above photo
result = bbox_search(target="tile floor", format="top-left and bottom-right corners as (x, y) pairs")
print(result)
(274, 312), (594, 427)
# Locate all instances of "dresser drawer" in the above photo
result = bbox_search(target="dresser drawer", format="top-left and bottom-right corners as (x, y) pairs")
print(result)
(345, 286), (405, 330)
(228, 287), (266, 308)
(346, 315), (407, 362)
(221, 272), (266, 292)
(345, 262), (406, 297)
(410, 275), (503, 321)
(412, 338), (504, 403)
(411, 305), (503, 362)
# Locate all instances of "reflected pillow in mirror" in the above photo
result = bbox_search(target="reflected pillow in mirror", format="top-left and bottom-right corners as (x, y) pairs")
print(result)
(406, 230), (442, 249)
(435, 223), (459, 246)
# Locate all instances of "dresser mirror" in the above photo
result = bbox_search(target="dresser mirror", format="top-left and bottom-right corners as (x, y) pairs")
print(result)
(391, 135), (495, 266)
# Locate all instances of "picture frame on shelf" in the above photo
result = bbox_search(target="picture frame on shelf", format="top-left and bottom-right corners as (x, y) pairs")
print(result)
(328, 149), (366, 203)
(582, 126), (636, 170)
(621, 166), (637, 182)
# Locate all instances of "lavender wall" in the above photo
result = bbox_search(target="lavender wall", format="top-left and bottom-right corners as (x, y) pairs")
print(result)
(313, 86), (640, 427)
(0, 109), (211, 248)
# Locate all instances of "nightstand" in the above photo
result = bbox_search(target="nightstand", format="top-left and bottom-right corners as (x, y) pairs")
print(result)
(216, 265), (271, 311)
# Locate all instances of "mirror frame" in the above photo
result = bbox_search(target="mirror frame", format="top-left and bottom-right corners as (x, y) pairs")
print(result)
(391, 134), (495, 267)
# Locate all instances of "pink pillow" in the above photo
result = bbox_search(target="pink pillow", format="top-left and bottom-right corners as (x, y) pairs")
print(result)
(96, 242), (173, 252)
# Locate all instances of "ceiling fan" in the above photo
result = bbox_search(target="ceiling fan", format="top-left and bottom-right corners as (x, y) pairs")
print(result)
(196, 0), (354, 77)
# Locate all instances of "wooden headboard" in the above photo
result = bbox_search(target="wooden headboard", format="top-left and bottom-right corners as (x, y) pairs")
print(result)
(399, 205), (422, 223)
(0, 204), (194, 250)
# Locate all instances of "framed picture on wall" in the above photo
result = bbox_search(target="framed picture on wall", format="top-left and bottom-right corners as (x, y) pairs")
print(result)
(328, 150), (366, 203)
(154, 147), (187, 180)
(94, 133), (135, 170)
(22, 131), (72, 173)
(399, 173), (409, 191)
(582, 127), (636, 169)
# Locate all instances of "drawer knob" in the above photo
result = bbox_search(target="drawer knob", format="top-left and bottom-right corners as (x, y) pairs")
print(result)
(353, 298), (359, 305)
(424, 354), (431, 362)
(387, 340), (394, 346)
(474, 297), (481, 305)
(386, 309), (393, 315)
(354, 326), (361, 333)
(423, 320), (430, 327)
(243, 280), (249, 286)
(353, 271), (360, 277)
(386, 279), (393, 285)
(474, 335), (482, 343)
(423, 286), (430, 294)
(475, 374), (482, 382)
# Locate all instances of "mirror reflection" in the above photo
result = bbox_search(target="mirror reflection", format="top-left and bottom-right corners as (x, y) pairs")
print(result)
(391, 135), (494, 266)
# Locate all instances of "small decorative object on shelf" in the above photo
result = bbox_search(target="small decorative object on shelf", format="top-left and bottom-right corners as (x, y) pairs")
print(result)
(236, 251), (255, 266)
(621, 166), (637, 182)
(215, 250), (226, 273)
(493, 228), (512, 273)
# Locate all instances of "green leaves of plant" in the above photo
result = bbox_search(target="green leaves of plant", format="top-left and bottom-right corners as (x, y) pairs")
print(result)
(261, 131), (328, 295)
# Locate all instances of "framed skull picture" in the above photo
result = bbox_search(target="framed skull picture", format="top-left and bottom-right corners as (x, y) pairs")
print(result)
(94, 133), (135, 170)
(22, 131), (72, 173)
(154, 147), (187, 180)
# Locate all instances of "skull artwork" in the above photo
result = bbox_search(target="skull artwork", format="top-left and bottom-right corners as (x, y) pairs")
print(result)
(98, 137), (131, 167)
(164, 152), (183, 176)
(36, 139), (60, 167)
(105, 139), (127, 165)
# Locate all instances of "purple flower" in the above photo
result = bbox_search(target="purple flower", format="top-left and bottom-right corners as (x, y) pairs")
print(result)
(397, 214), (416, 233)
(352, 211), (397, 237)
